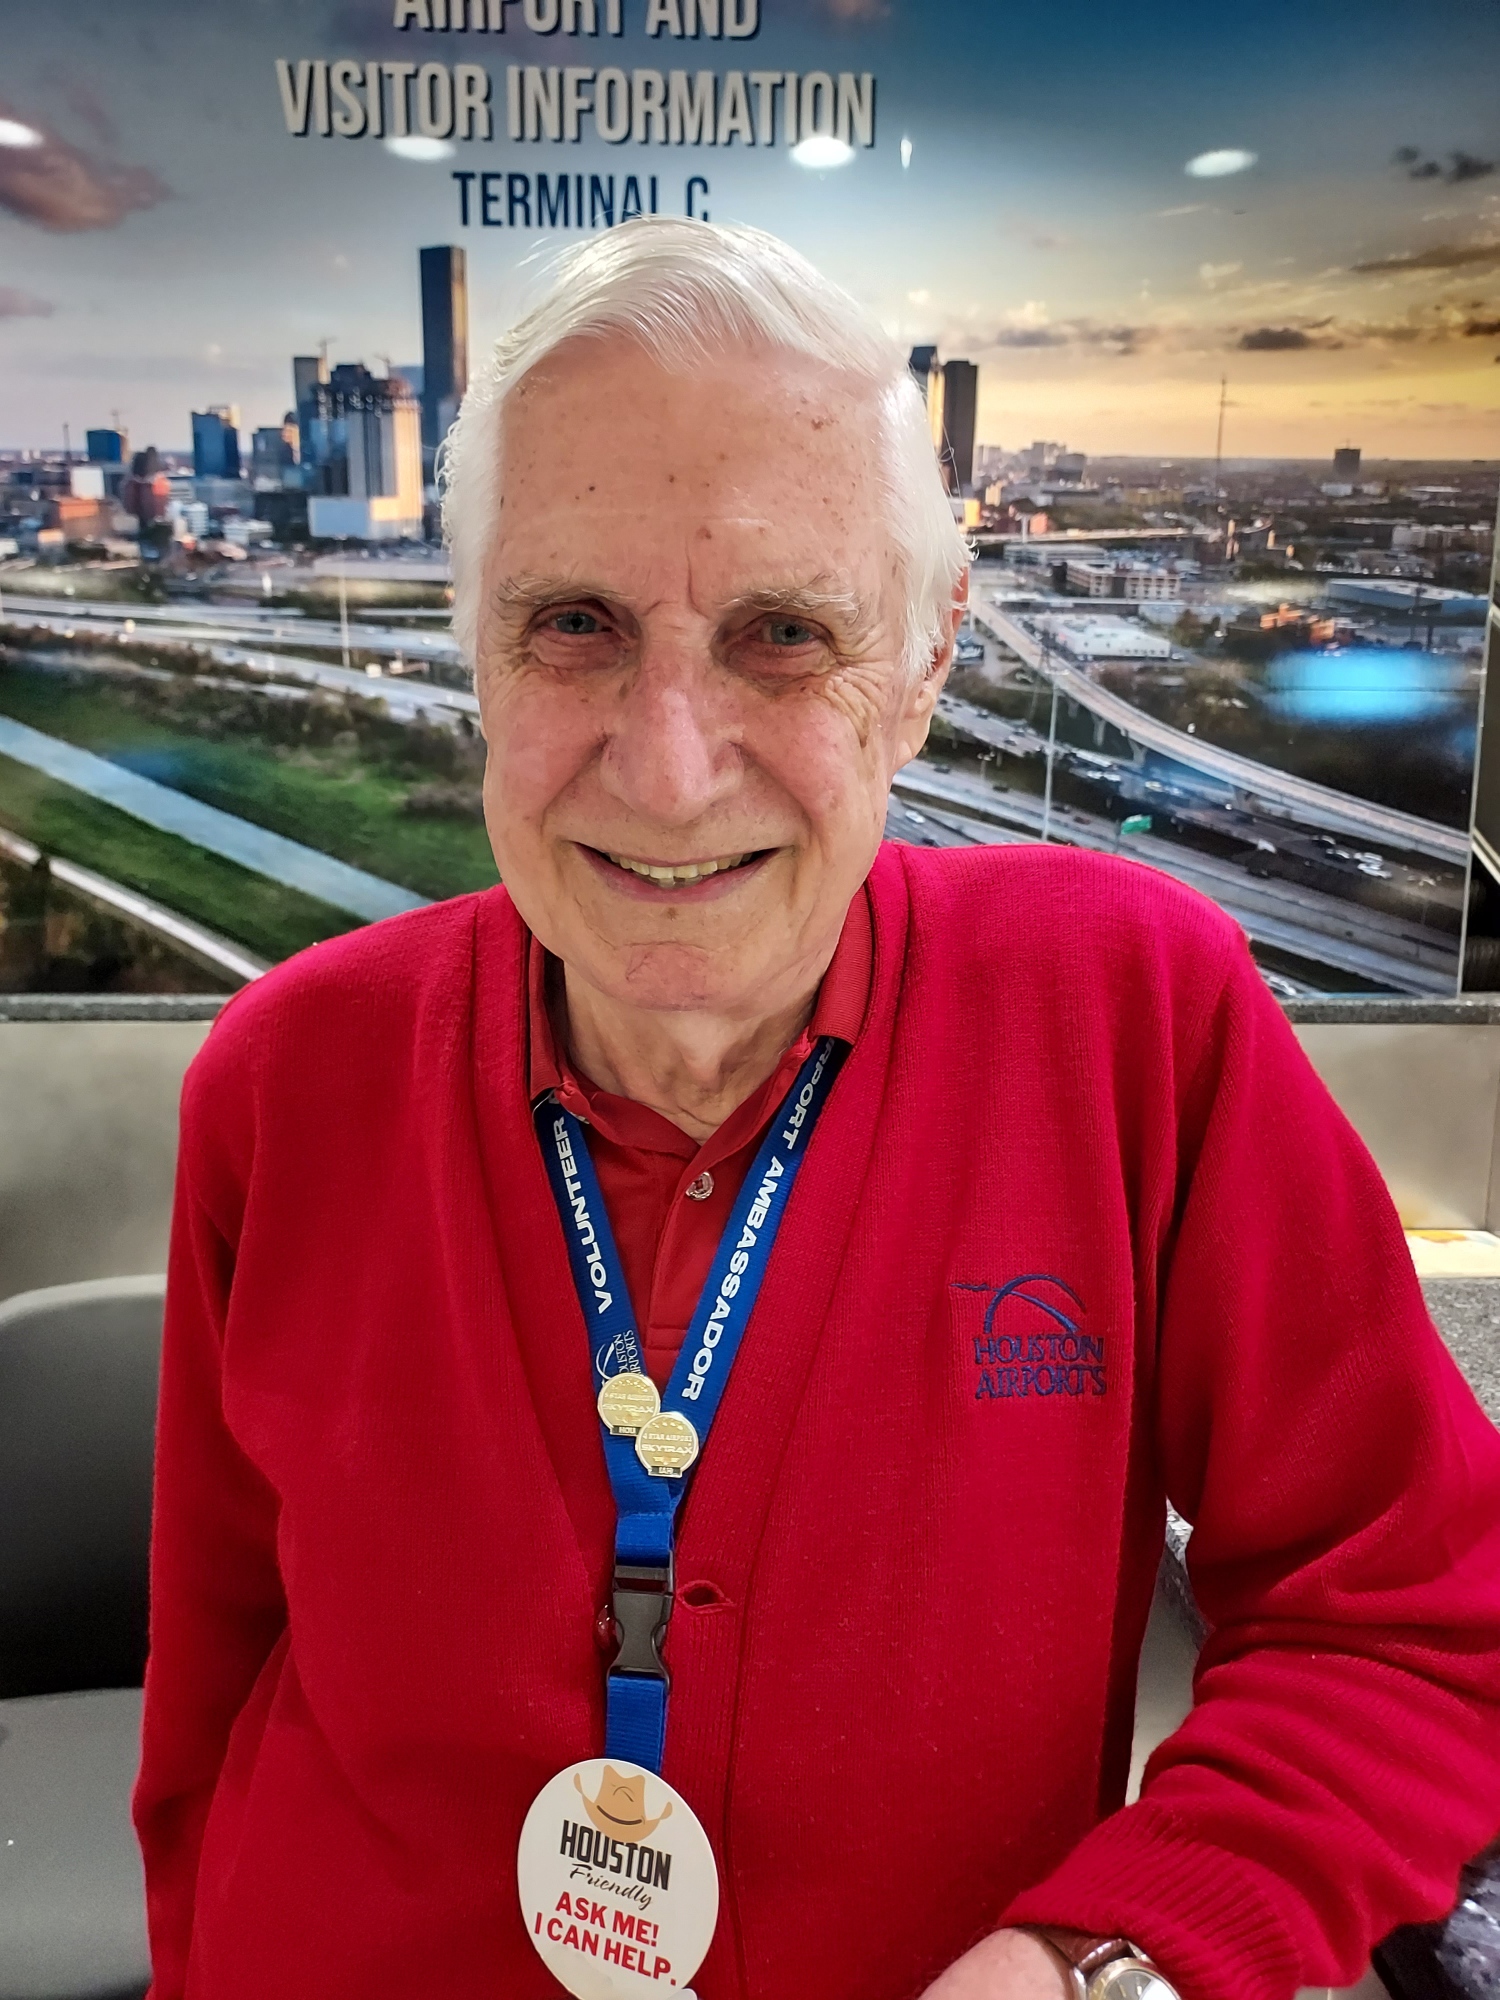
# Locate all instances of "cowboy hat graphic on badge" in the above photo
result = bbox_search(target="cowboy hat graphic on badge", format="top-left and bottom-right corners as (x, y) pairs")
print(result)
(576, 1765), (675, 1842)
(518, 1758), (719, 2000)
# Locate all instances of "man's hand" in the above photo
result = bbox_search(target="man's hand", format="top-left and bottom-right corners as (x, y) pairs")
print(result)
(920, 1927), (1072, 2000)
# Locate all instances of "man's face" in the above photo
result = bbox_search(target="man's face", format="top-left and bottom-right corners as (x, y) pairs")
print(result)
(473, 336), (953, 1020)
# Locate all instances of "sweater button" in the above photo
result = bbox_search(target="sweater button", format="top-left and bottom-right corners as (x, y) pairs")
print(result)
(685, 1171), (714, 1201)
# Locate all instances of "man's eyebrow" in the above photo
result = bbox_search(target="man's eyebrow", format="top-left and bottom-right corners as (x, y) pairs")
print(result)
(488, 572), (621, 613)
(724, 581), (875, 630)
(488, 573), (878, 632)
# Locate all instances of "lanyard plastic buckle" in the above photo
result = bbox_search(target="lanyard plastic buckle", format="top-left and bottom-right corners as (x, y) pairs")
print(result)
(610, 1557), (674, 1683)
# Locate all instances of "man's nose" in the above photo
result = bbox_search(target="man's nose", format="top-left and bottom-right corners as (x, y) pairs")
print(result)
(597, 644), (737, 829)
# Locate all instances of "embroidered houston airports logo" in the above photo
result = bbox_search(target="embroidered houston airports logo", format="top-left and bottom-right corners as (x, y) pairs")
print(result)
(953, 1274), (1106, 1400)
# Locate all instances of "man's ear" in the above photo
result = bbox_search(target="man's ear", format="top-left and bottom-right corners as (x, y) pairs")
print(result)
(891, 568), (970, 772)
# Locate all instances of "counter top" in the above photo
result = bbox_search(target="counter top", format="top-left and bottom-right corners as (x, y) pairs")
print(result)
(1422, 1278), (1500, 1425)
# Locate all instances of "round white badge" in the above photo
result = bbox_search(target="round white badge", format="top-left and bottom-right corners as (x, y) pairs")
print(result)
(518, 1758), (720, 1999)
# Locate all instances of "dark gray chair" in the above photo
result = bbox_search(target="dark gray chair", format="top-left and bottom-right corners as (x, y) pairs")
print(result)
(0, 1276), (163, 2000)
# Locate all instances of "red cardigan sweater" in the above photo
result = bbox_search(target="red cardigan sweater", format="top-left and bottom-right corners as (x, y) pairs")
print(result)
(135, 842), (1500, 2000)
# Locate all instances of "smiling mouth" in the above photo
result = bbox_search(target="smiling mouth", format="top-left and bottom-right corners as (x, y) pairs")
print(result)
(599, 849), (764, 888)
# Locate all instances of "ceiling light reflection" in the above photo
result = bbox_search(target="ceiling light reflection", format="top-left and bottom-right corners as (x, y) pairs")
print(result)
(791, 135), (854, 170)
(385, 135), (455, 163)
(1186, 149), (1258, 178)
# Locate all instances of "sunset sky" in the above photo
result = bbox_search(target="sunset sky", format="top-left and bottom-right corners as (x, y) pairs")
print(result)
(1, 0), (1496, 461)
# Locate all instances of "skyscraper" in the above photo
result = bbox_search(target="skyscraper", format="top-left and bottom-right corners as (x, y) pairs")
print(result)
(420, 245), (469, 457)
(304, 363), (423, 540)
(1333, 445), (1362, 477)
(936, 359), (978, 493)
(191, 407), (242, 481)
(293, 354), (329, 448)
(908, 345), (939, 402)
(86, 428), (127, 464)
(252, 417), (300, 487)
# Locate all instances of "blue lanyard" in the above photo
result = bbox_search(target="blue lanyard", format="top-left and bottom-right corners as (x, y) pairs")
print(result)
(534, 1036), (845, 1773)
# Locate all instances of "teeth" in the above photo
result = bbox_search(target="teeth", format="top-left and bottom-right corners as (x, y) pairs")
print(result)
(608, 852), (747, 886)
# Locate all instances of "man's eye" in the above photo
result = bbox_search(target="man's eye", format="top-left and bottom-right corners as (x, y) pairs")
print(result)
(764, 618), (817, 647)
(550, 609), (603, 636)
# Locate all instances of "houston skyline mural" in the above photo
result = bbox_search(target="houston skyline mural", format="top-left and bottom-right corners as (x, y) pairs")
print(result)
(0, 0), (1496, 462)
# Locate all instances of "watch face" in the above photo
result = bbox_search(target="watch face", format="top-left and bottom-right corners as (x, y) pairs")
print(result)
(1094, 1962), (1177, 2000)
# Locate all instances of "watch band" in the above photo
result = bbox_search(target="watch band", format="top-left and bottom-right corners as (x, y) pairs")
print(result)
(1023, 1926), (1179, 2000)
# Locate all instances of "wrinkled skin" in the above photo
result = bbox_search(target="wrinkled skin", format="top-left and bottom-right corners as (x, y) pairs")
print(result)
(472, 333), (962, 1137)
(920, 1929), (1073, 2000)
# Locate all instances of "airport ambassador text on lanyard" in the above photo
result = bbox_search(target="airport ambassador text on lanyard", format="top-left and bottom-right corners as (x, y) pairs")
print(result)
(535, 1034), (846, 1772)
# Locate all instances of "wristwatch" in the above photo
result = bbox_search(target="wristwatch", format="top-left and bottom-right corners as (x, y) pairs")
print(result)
(1023, 1927), (1182, 2000)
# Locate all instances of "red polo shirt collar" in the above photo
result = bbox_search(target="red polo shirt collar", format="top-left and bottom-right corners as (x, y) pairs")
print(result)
(524, 885), (873, 1385)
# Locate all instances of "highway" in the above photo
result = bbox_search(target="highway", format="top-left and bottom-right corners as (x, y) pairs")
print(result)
(970, 526), (1197, 554)
(0, 598), (480, 727)
(891, 759), (1459, 994)
(0, 590), (466, 666)
(973, 597), (1469, 867)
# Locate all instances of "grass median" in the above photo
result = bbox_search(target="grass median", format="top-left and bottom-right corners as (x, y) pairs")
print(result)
(0, 656), (500, 906)
(0, 752), (358, 964)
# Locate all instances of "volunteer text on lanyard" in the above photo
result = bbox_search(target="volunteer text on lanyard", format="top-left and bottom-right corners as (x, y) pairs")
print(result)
(534, 1036), (845, 1774)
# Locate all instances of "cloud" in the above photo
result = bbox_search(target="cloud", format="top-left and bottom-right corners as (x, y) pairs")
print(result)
(0, 285), (53, 318)
(1227, 302), (1496, 350)
(1091, 325), (1159, 355)
(1001, 299), (1050, 331)
(978, 302), (1475, 363)
(986, 301), (1499, 362)
(1154, 203), (1207, 218)
(989, 326), (1070, 349)
(0, 100), (170, 232)
(986, 317), (1151, 354)
(1238, 326), (1314, 350)
(1199, 260), (1243, 290)
(1394, 145), (1496, 186)
(62, 81), (118, 150)
(1351, 240), (1500, 275)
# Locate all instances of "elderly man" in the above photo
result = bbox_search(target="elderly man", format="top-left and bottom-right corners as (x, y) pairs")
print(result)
(135, 220), (1500, 2000)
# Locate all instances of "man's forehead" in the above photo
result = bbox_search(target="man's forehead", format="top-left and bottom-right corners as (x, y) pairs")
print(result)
(488, 338), (898, 613)
(489, 470), (895, 603)
(501, 336), (884, 478)
(497, 454), (876, 562)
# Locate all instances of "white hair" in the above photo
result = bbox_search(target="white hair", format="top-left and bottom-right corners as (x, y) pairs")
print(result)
(441, 216), (970, 681)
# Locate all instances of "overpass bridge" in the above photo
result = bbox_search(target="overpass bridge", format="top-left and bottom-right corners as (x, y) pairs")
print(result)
(971, 526), (1200, 554)
(972, 599), (1468, 868)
